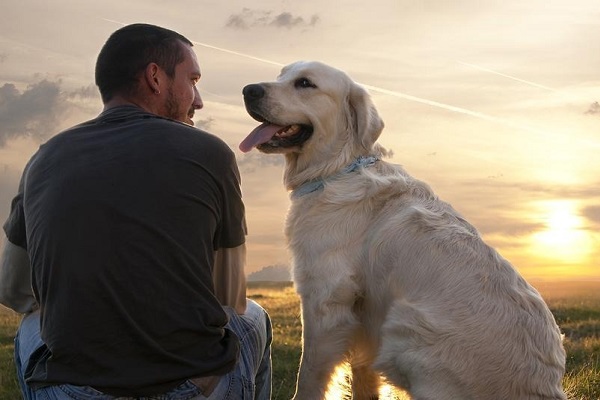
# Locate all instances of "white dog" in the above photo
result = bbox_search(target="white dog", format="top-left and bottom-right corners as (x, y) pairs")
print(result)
(240, 61), (566, 400)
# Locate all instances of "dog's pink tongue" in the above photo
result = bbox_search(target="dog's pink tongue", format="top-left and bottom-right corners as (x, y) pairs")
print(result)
(239, 123), (283, 153)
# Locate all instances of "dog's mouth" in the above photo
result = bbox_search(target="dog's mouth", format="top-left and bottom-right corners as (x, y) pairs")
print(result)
(239, 113), (313, 153)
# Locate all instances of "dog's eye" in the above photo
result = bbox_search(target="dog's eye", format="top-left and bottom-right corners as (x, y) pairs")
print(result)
(294, 78), (317, 89)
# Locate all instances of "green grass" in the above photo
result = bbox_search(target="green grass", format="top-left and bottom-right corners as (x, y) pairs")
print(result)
(0, 310), (21, 398)
(0, 280), (597, 399)
(248, 280), (600, 400)
(536, 281), (600, 400)
(248, 282), (303, 399)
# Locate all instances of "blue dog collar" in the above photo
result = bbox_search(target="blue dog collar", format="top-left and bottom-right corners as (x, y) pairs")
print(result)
(291, 155), (379, 199)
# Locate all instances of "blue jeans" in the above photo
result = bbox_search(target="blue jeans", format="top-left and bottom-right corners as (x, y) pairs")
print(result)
(14, 300), (272, 400)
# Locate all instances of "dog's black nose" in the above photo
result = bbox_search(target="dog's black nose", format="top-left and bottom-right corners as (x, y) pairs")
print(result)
(243, 84), (265, 100)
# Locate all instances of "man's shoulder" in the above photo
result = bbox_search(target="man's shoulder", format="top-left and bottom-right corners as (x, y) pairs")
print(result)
(164, 123), (234, 157)
(36, 107), (235, 161)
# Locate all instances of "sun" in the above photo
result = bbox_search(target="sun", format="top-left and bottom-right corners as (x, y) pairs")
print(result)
(530, 200), (593, 264)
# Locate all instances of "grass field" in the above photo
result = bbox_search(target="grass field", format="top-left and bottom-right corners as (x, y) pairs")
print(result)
(248, 280), (600, 400)
(0, 280), (597, 399)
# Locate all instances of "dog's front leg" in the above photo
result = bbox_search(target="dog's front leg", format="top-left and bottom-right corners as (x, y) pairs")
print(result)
(292, 288), (360, 400)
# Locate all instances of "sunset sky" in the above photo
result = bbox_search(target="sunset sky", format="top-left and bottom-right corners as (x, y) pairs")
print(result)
(1, 0), (598, 281)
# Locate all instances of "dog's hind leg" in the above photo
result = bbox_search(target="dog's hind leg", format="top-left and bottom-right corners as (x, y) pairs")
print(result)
(349, 330), (381, 400)
(351, 364), (380, 400)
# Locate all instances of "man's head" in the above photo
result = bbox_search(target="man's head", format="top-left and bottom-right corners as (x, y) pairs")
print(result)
(95, 23), (203, 125)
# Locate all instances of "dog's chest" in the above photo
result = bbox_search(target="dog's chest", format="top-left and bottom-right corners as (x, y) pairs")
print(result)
(285, 198), (370, 256)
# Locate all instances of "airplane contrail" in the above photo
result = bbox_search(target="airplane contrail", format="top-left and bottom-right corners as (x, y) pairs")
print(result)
(457, 61), (591, 104)
(100, 18), (550, 135)
(458, 61), (560, 92)
(101, 18), (127, 27)
(359, 83), (547, 135)
(191, 41), (284, 68)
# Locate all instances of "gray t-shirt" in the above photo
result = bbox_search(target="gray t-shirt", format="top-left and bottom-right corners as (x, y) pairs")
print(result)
(4, 105), (246, 396)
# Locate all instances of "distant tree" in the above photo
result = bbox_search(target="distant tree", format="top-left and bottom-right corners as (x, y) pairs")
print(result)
(585, 101), (600, 115)
(247, 264), (291, 281)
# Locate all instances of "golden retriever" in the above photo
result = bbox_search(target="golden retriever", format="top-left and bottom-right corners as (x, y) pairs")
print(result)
(240, 61), (566, 400)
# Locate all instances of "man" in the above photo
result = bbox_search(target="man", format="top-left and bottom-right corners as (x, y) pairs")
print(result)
(0, 23), (272, 399)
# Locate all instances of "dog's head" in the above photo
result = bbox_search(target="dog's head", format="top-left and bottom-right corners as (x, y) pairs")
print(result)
(240, 61), (384, 184)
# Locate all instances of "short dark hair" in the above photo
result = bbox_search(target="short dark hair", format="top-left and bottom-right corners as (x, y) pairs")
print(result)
(95, 23), (193, 103)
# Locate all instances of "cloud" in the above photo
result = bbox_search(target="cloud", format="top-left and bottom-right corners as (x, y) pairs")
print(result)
(225, 9), (319, 30)
(270, 12), (320, 28)
(236, 151), (285, 173)
(585, 101), (600, 115)
(476, 217), (544, 237)
(458, 179), (600, 201)
(0, 80), (101, 148)
(225, 13), (252, 30)
(194, 116), (215, 131)
(0, 80), (66, 146)
(582, 205), (600, 226)
(438, 178), (600, 240)
(66, 84), (99, 100)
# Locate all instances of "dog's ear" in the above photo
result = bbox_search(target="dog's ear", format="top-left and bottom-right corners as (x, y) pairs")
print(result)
(347, 83), (384, 151)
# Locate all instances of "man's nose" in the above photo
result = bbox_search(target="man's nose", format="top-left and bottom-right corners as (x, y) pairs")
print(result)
(193, 87), (203, 110)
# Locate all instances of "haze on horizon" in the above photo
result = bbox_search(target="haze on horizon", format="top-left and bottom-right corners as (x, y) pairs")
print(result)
(1, 0), (599, 282)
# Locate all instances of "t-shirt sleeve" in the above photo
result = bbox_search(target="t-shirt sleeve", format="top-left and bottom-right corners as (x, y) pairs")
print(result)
(214, 149), (247, 250)
(1, 164), (37, 314)
(3, 170), (27, 249)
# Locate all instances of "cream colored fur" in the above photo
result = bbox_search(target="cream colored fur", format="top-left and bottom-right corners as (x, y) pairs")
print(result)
(245, 61), (567, 400)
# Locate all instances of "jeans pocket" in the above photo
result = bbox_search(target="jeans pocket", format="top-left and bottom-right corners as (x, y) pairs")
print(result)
(161, 380), (202, 400)
(188, 375), (221, 397)
(200, 373), (253, 400)
(52, 384), (112, 399)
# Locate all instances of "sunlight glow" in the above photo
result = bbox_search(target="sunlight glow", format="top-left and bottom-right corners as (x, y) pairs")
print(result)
(324, 363), (409, 399)
(530, 200), (594, 264)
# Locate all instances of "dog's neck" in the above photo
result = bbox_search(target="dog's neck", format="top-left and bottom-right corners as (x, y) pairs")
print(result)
(289, 155), (379, 199)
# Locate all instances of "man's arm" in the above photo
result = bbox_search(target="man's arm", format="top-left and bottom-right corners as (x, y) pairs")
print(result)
(213, 244), (247, 315)
(0, 234), (37, 314)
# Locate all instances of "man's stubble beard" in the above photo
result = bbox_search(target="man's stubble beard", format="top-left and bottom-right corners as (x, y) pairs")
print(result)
(164, 88), (179, 122)
(165, 87), (194, 125)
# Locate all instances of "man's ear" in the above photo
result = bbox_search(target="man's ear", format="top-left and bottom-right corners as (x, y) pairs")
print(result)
(144, 63), (162, 94)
